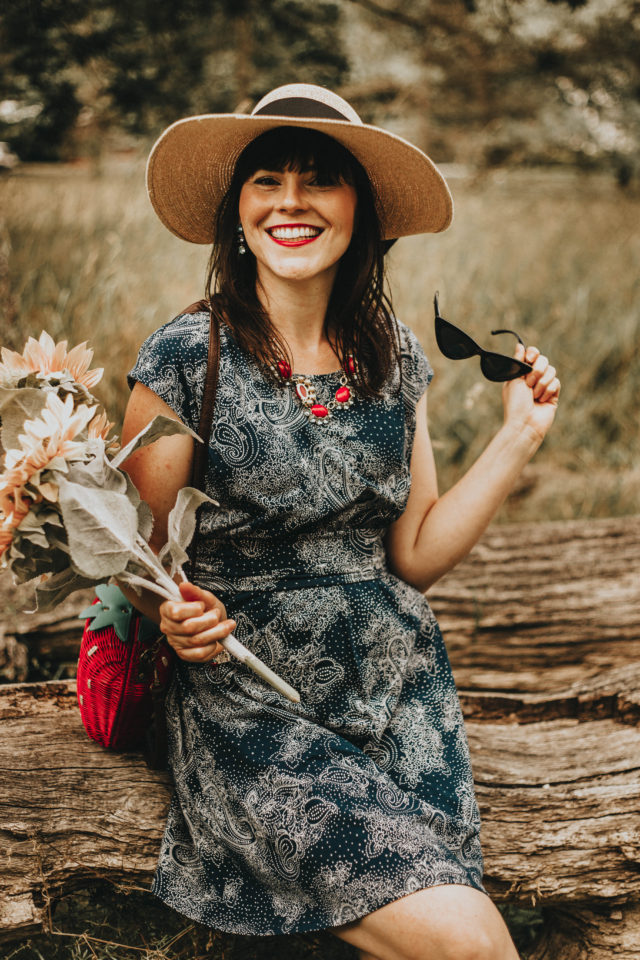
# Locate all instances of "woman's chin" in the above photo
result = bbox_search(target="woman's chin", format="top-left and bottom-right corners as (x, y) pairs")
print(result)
(259, 257), (337, 285)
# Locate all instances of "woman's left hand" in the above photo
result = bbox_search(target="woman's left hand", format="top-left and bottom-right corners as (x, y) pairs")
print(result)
(502, 342), (560, 443)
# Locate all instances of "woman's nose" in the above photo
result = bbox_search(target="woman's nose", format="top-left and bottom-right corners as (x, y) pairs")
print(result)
(278, 175), (308, 212)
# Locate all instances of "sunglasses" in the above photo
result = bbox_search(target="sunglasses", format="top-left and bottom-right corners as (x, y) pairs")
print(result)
(433, 293), (533, 383)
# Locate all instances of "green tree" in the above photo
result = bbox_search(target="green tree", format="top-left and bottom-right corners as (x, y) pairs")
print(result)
(0, 0), (348, 161)
(343, 0), (640, 174)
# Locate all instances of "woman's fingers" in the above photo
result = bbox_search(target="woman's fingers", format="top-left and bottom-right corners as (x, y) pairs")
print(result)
(524, 352), (548, 389)
(161, 599), (205, 622)
(164, 617), (237, 662)
(177, 580), (220, 609)
(524, 345), (540, 366)
(532, 362), (556, 400)
(158, 580), (235, 662)
(520, 347), (560, 404)
(162, 605), (220, 636)
(540, 376), (561, 405)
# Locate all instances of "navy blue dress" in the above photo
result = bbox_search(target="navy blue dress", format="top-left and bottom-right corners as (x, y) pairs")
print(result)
(128, 311), (484, 935)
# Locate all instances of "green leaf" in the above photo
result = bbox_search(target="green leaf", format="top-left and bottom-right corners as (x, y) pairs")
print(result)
(160, 486), (217, 577)
(8, 537), (71, 581)
(34, 568), (96, 611)
(63, 448), (128, 494)
(137, 500), (154, 542)
(57, 477), (139, 579)
(0, 386), (48, 450)
(110, 414), (200, 470)
(80, 583), (134, 643)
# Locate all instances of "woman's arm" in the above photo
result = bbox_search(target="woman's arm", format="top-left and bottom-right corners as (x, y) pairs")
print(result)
(385, 342), (560, 592)
(118, 382), (236, 661)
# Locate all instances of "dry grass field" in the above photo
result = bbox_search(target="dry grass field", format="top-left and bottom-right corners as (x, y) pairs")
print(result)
(1, 157), (639, 522)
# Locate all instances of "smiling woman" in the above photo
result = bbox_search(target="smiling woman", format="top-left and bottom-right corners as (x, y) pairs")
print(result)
(240, 156), (355, 285)
(119, 83), (560, 960)
(207, 124), (399, 394)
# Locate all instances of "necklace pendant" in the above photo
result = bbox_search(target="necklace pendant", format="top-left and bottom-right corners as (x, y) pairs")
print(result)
(277, 359), (292, 380)
(310, 403), (330, 420)
(273, 354), (356, 425)
(295, 379), (315, 405)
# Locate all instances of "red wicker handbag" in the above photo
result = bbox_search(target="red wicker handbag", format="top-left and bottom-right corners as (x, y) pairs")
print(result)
(77, 589), (174, 757)
(76, 302), (220, 769)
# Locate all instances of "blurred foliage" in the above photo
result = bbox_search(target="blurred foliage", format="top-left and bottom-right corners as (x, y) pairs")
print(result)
(1, 0), (639, 173)
(340, 0), (640, 180)
(0, 0), (347, 161)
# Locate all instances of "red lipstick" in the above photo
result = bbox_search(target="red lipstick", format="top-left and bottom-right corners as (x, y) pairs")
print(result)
(267, 223), (324, 247)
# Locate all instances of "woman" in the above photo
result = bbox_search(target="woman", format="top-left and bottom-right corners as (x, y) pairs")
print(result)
(123, 84), (559, 960)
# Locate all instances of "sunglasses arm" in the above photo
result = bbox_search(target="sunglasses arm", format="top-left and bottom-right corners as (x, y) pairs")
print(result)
(491, 328), (526, 348)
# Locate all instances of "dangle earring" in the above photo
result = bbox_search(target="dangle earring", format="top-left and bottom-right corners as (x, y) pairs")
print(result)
(236, 223), (247, 255)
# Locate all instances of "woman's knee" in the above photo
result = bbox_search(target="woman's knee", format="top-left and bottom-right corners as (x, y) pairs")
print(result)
(434, 925), (512, 960)
(398, 925), (514, 960)
(332, 885), (518, 960)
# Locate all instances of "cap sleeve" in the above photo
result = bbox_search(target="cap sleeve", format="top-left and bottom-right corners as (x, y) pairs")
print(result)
(397, 321), (433, 407)
(127, 312), (209, 432)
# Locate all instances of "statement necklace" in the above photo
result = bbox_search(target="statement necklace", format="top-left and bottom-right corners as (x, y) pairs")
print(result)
(271, 355), (356, 425)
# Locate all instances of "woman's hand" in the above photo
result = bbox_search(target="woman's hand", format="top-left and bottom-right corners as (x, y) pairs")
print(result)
(159, 581), (236, 663)
(502, 342), (560, 443)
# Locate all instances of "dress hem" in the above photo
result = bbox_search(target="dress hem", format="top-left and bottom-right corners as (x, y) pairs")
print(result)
(149, 873), (488, 937)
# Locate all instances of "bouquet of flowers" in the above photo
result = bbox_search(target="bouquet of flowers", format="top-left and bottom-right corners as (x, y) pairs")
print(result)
(0, 331), (298, 702)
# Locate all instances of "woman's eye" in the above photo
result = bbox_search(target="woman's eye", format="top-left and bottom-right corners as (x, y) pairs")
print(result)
(308, 175), (338, 188)
(254, 175), (279, 186)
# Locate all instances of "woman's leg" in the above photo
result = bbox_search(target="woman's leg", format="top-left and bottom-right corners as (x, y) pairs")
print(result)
(331, 884), (519, 960)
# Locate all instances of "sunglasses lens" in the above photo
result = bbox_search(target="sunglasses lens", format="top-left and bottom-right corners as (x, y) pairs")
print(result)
(435, 317), (478, 360)
(481, 354), (528, 382)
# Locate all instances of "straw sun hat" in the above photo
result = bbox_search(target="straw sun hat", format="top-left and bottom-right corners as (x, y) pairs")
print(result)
(146, 83), (453, 244)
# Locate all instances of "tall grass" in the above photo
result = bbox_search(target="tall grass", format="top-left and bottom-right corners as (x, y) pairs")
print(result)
(1, 159), (638, 521)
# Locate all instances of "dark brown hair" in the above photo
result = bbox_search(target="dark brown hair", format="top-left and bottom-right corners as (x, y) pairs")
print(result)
(205, 126), (400, 395)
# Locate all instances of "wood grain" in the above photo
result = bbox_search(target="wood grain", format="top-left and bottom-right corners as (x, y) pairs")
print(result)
(1, 514), (639, 957)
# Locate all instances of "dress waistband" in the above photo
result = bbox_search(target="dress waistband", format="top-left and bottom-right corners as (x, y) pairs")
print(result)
(195, 559), (390, 601)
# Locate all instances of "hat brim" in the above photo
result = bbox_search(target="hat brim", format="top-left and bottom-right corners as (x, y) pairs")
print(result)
(146, 113), (453, 244)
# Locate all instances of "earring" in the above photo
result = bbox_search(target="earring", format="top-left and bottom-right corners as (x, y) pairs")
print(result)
(236, 223), (247, 255)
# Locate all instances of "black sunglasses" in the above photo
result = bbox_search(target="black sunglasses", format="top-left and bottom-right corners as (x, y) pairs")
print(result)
(433, 293), (533, 383)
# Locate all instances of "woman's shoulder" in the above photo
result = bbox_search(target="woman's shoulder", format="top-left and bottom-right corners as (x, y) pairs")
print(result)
(136, 308), (210, 360)
(392, 317), (434, 402)
(394, 317), (425, 355)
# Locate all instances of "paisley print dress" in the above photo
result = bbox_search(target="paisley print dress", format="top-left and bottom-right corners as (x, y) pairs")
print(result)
(128, 311), (484, 935)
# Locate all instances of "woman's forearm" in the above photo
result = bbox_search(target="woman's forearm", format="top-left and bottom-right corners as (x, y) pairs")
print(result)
(393, 421), (542, 592)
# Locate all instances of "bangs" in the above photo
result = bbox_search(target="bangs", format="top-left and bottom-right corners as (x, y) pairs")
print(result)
(235, 127), (358, 185)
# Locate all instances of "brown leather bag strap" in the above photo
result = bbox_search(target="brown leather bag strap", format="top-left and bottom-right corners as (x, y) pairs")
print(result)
(192, 301), (221, 491)
(178, 299), (221, 575)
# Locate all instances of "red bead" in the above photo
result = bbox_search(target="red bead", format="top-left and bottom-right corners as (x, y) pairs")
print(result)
(277, 359), (291, 380)
(296, 382), (309, 401)
(335, 386), (351, 403)
(311, 404), (329, 418)
(345, 356), (356, 375)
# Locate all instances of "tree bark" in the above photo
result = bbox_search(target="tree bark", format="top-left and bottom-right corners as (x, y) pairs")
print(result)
(1, 515), (639, 955)
(529, 904), (640, 960)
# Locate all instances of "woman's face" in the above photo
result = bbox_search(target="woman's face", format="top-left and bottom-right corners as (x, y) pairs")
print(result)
(238, 166), (357, 288)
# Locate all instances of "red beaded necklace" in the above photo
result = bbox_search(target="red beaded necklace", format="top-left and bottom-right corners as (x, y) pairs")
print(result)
(271, 355), (356, 425)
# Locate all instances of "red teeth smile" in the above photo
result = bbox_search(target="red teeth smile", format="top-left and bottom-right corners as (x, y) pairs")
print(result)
(267, 224), (324, 246)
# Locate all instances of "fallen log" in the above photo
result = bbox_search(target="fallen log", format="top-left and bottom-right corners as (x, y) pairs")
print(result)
(1, 515), (639, 957)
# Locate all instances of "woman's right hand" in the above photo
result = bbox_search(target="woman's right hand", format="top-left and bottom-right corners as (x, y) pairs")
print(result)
(159, 581), (236, 662)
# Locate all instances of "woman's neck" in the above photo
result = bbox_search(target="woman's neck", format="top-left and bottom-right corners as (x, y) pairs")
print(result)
(256, 269), (341, 373)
